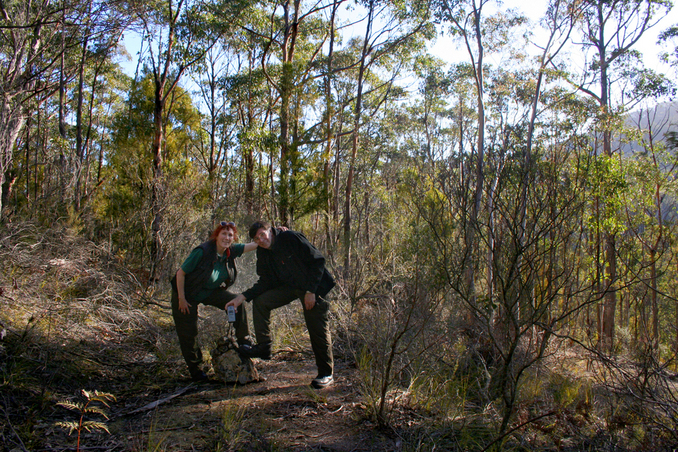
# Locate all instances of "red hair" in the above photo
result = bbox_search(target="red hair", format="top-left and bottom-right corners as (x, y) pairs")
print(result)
(210, 221), (238, 242)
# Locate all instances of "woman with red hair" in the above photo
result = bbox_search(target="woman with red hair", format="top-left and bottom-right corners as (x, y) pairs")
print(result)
(170, 221), (256, 381)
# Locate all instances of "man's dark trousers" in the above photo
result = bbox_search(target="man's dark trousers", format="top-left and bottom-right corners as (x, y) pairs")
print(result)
(252, 286), (333, 377)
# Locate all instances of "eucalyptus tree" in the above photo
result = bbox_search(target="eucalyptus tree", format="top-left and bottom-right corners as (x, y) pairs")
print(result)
(659, 24), (678, 70)
(188, 43), (238, 221)
(70, 1), (132, 213)
(483, 0), (580, 358)
(0, 0), (122, 219)
(188, 32), (278, 222)
(103, 73), (202, 266)
(433, 0), (526, 310)
(404, 54), (455, 168)
(240, 0), (338, 225)
(0, 0), (55, 218)
(15, 50), (131, 222)
(222, 21), (280, 220)
(320, 0), (344, 250)
(434, 0), (489, 307)
(617, 103), (678, 353)
(520, 0), (579, 234)
(135, 0), (248, 279)
(569, 0), (672, 351)
(340, 0), (432, 275)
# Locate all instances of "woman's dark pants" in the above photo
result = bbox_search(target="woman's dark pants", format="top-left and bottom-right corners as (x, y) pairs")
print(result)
(171, 288), (249, 378)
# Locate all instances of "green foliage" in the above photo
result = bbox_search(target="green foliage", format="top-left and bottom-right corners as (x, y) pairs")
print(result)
(356, 345), (384, 422)
(630, 68), (675, 99)
(93, 72), (208, 267)
(658, 24), (678, 68)
(214, 401), (248, 451)
(585, 154), (629, 235)
(548, 373), (588, 410)
(407, 367), (468, 419)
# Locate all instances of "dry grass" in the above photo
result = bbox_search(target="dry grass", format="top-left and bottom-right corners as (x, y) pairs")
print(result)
(0, 222), (179, 450)
(2, 222), (678, 451)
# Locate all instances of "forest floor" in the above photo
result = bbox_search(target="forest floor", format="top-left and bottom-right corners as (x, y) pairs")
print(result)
(101, 351), (393, 452)
(0, 224), (410, 452)
(2, 292), (407, 452)
(3, 223), (678, 452)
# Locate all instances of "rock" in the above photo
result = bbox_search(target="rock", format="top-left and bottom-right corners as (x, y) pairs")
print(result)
(210, 336), (260, 385)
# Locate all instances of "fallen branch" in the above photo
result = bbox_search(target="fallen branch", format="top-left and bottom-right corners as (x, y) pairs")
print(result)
(126, 385), (194, 415)
(1, 404), (29, 452)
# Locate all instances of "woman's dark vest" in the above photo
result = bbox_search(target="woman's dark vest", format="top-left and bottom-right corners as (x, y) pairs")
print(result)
(170, 240), (236, 301)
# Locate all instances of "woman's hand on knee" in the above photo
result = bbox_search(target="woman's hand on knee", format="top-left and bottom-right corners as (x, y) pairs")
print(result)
(178, 296), (191, 314)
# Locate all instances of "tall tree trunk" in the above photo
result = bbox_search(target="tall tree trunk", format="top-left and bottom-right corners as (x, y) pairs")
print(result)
(519, 0), (575, 349)
(650, 249), (658, 347)
(59, 9), (68, 141)
(245, 39), (256, 218)
(323, 0), (338, 255)
(343, 0), (373, 277)
(74, 34), (89, 212)
(149, 77), (166, 282)
(277, 0), (300, 226)
(145, 0), (198, 281)
(279, 60), (292, 225)
(600, 80), (617, 352)
(464, 0), (485, 307)
(24, 114), (31, 203)
(0, 97), (24, 220)
(578, 0), (663, 351)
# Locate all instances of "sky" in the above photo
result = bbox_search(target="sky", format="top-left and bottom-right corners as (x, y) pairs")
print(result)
(119, 0), (678, 91)
(429, 0), (678, 74)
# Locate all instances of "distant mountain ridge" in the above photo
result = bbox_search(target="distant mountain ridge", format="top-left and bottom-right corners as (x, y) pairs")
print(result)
(620, 101), (678, 155)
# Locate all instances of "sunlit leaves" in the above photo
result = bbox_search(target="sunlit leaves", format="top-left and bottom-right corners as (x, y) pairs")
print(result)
(585, 154), (629, 234)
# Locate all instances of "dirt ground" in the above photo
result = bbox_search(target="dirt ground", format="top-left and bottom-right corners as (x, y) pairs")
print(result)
(101, 352), (397, 452)
(12, 226), (678, 452)
(0, 228), (402, 452)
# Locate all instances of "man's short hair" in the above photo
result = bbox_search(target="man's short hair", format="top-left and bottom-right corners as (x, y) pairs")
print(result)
(249, 220), (271, 239)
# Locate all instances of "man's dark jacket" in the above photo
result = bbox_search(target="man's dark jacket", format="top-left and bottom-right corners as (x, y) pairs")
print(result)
(242, 229), (335, 301)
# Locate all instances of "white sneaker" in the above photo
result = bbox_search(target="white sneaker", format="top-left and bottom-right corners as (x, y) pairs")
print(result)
(311, 375), (333, 389)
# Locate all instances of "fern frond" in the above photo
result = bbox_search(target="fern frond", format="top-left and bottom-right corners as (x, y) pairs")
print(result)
(56, 401), (83, 412)
(55, 421), (78, 435)
(91, 390), (116, 403)
(81, 421), (111, 434)
(89, 397), (112, 407)
(84, 406), (109, 419)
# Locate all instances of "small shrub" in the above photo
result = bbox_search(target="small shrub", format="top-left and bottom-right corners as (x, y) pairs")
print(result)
(214, 401), (247, 451)
(549, 373), (583, 410)
(407, 369), (468, 419)
(55, 389), (116, 452)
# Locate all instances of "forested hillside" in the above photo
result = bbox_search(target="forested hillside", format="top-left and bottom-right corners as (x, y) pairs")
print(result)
(2, 0), (678, 450)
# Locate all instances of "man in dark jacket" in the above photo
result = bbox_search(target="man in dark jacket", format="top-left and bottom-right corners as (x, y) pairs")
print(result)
(227, 221), (335, 388)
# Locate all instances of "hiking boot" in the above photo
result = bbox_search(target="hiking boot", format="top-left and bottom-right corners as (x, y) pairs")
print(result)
(311, 374), (333, 389)
(190, 370), (209, 382)
(237, 342), (271, 360)
(237, 337), (254, 347)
